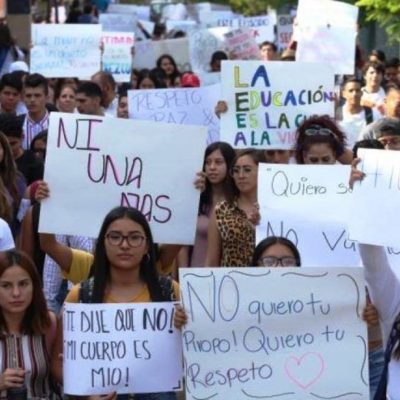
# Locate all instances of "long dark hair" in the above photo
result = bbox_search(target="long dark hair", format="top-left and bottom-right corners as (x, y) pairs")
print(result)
(156, 54), (180, 83)
(0, 131), (21, 206)
(200, 142), (236, 215)
(295, 115), (347, 164)
(0, 250), (50, 335)
(90, 207), (165, 303)
(252, 236), (301, 266)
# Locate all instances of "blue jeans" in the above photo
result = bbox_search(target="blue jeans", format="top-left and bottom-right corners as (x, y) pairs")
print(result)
(369, 345), (385, 399)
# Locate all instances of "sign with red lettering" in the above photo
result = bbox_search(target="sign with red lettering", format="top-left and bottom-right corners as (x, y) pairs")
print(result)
(39, 113), (207, 244)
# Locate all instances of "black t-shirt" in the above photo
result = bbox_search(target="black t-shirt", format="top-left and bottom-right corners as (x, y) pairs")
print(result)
(15, 150), (44, 185)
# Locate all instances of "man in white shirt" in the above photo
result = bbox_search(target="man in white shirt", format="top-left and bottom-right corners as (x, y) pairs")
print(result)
(22, 73), (49, 149)
(91, 71), (117, 116)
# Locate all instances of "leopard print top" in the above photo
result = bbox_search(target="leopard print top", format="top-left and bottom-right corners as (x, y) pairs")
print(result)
(215, 200), (255, 267)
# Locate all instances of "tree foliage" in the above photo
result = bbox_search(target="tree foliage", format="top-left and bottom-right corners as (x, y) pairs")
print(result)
(356, 0), (400, 43)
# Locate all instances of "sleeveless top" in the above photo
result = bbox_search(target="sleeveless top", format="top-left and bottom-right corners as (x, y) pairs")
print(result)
(215, 200), (255, 267)
(0, 334), (52, 399)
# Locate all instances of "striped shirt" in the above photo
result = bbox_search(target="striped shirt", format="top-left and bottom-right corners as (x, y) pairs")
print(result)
(22, 111), (49, 150)
(0, 334), (51, 398)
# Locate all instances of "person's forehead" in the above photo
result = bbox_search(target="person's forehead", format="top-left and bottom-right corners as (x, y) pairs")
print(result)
(1, 86), (19, 93)
(24, 86), (46, 95)
(378, 134), (400, 140)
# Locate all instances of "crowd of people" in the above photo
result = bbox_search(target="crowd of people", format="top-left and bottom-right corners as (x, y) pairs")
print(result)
(0, 0), (399, 399)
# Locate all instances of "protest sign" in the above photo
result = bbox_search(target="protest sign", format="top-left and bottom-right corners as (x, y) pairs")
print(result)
(257, 215), (400, 276)
(277, 15), (294, 51)
(63, 302), (182, 395)
(152, 38), (192, 72)
(132, 40), (156, 70)
(296, 0), (358, 28)
(296, 25), (357, 75)
(197, 72), (221, 86)
(220, 16), (274, 44)
(39, 113), (207, 244)
(99, 13), (137, 33)
(220, 61), (335, 149)
(188, 28), (227, 73)
(166, 20), (197, 34)
(348, 148), (400, 247)
(296, 0), (358, 75)
(107, 4), (151, 20)
(180, 267), (368, 399)
(102, 32), (134, 82)
(31, 24), (101, 78)
(224, 29), (261, 60)
(257, 164), (352, 224)
(128, 85), (221, 144)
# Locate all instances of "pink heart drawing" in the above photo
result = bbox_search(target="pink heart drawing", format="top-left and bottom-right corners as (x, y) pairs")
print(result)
(284, 352), (325, 389)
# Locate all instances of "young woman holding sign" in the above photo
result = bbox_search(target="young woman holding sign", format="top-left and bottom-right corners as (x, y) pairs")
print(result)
(205, 148), (262, 267)
(45, 206), (182, 400)
(0, 250), (57, 399)
(252, 235), (382, 399)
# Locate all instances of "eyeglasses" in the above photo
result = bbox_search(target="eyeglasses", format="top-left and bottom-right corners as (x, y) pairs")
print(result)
(304, 127), (333, 136)
(258, 256), (297, 267)
(231, 166), (255, 176)
(105, 232), (146, 248)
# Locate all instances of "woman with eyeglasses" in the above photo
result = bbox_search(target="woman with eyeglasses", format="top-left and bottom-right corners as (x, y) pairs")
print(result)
(252, 235), (383, 398)
(295, 115), (354, 165)
(47, 206), (180, 400)
(205, 149), (263, 267)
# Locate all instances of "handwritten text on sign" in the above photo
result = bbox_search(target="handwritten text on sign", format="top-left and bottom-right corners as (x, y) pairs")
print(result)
(31, 24), (101, 78)
(63, 302), (182, 395)
(39, 113), (206, 244)
(220, 61), (335, 149)
(102, 32), (134, 82)
(179, 268), (368, 399)
(128, 85), (221, 144)
(257, 164), (352, 226)
(349, 148), (400, 247)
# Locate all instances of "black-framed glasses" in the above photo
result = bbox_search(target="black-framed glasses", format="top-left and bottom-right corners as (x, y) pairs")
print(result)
(105, 232), (146, 248)
(304, 127), (333, 136)
(258, 256), (297, 267)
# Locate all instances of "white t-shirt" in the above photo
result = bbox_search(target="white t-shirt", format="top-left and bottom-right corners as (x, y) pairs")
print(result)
(0, 218), (15, 251)
(338, 106), (381, 148)
(361, 86), (386, 115)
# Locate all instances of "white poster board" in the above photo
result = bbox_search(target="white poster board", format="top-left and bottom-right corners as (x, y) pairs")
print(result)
(39, 113), (207, 244)
(152, 38), (192, 72)
(277, 15), (294, 51)
(224, 29), (261, 60)
(99, 13), (137, 33)
(296, 0), (358, 75)
(224, 16), (274, 44)
(220, 61), (335, 149)
(128, 85), (221, 144)
(31, 24), (101, 78)
(180, 267), (368, 399)
(107, 4), (151, 21)
(348, 148), (400, 247)
(102, 32), (134, 82)
(189, 28), (227, 73)
(132, 40), (156, 70)
(63, 302), (182, 395)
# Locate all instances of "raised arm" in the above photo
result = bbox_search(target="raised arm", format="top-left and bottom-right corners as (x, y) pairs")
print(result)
(39, 233), (73, 274)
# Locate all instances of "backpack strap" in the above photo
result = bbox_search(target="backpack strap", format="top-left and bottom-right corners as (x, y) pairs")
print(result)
(363, 106), (373, 124)
(159, 275), (175, 301)
(79, 277), (94, 303)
